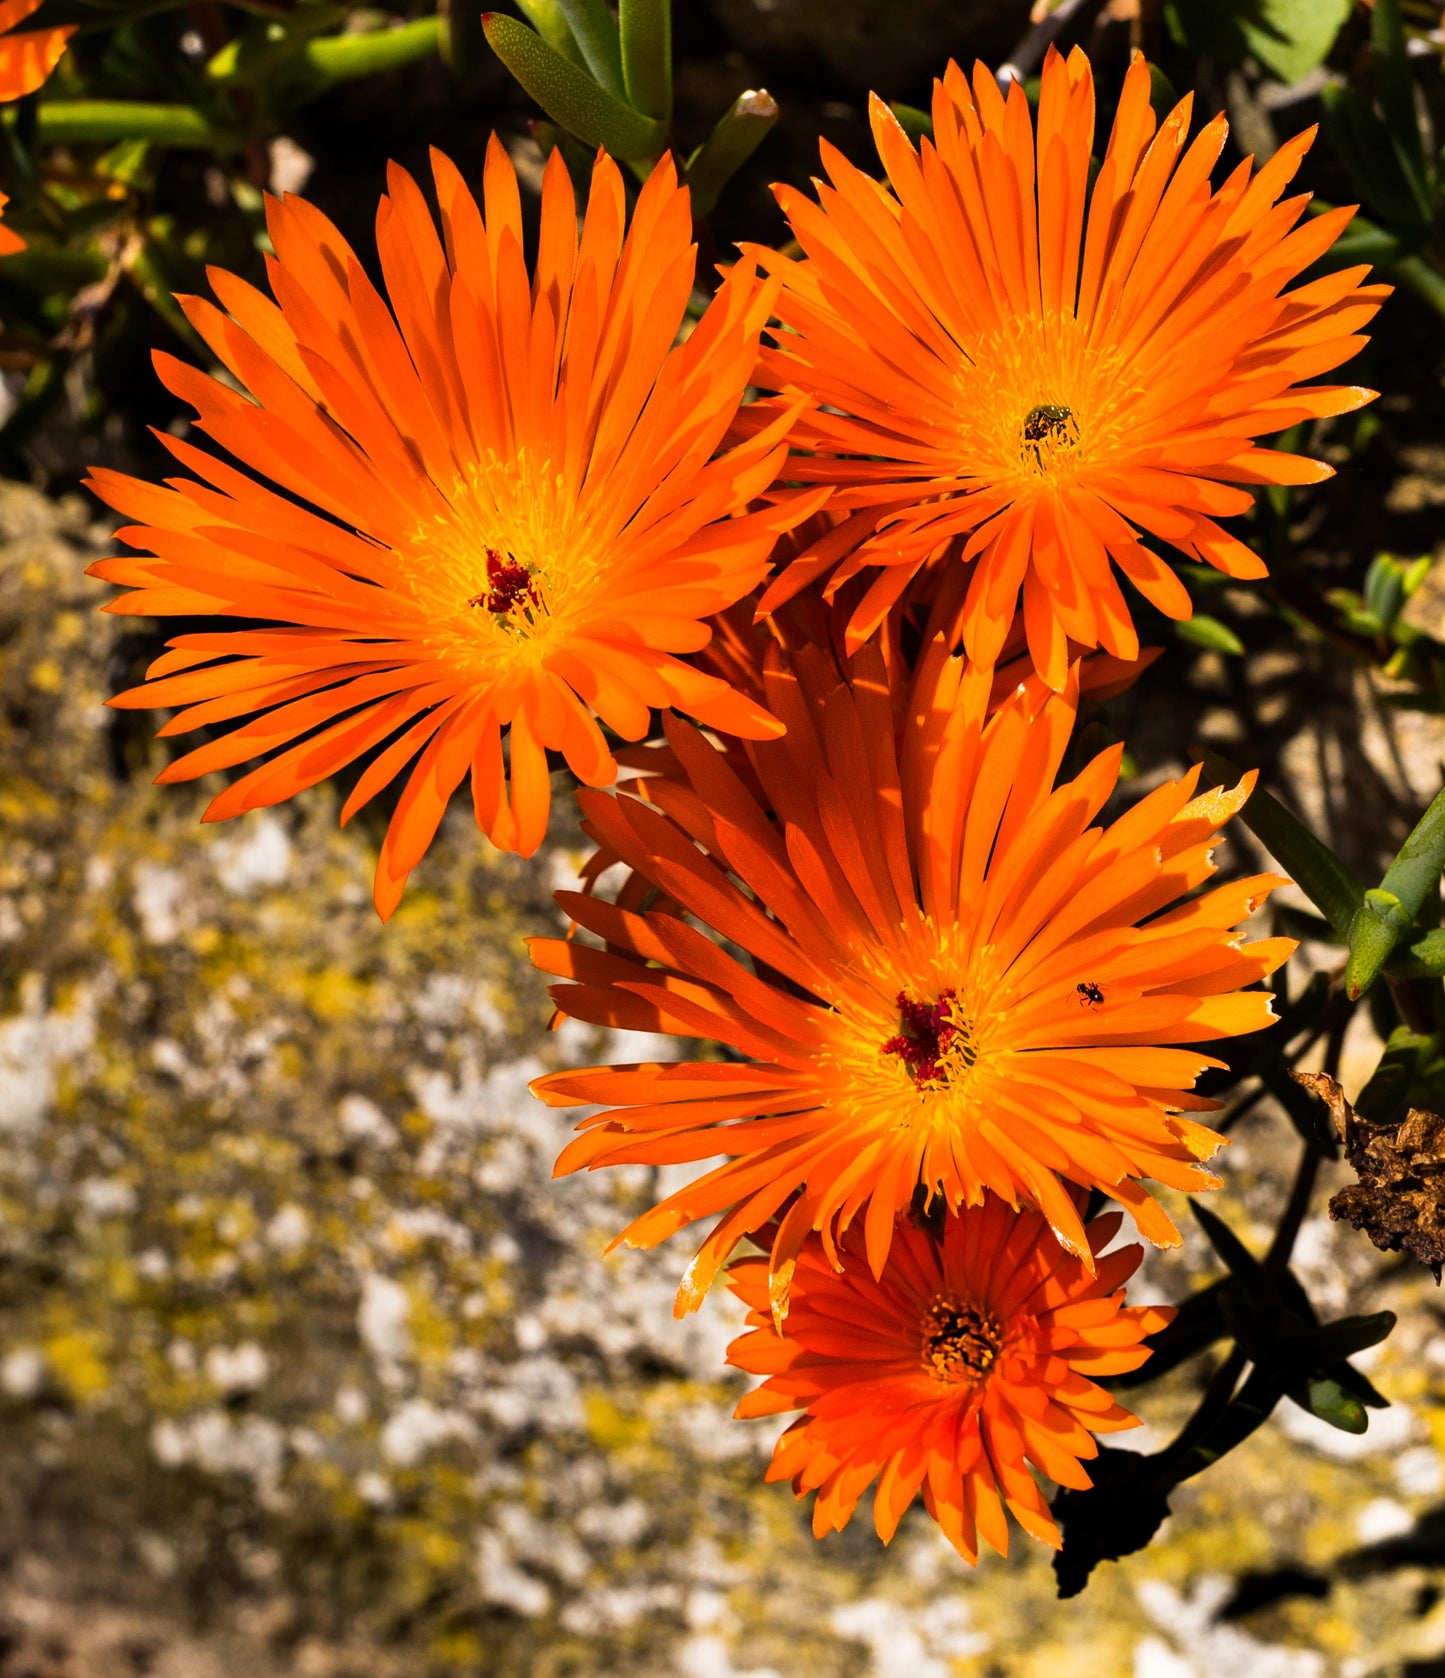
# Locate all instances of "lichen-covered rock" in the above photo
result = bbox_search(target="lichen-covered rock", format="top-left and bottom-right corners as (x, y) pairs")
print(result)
(0, 478), (1440, 1675)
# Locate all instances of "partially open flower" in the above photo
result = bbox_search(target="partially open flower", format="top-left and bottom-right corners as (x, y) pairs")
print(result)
(0, 190), (23, 258)
(0, 0), (74, 103)
(531, 638), (1292, 1313)
(88, 142), (813, 916)
(746, 47), (1387, 685)
(727, 1196), (1172, 1560)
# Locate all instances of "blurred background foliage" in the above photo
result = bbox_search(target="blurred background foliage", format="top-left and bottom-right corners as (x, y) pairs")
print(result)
(3, 0), (1445, 1673)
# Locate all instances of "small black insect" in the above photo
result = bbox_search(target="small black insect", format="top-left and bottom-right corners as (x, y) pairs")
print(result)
(1076, 981), (1105, 1008)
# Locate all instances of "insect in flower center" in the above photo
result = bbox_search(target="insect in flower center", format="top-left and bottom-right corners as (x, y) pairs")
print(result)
(469, 547), (546, 633)
(1021, 402), (1078, 470)
(881, 989), (977, 1086)
(920, 1294), (1002, 1383)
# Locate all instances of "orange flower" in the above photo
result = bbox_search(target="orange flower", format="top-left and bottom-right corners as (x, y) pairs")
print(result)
(573, 576), (1157, 904)
(727, 1197), (1172, 1560)
(531, 640), (1291, 1313)
(0, 190), (23, 257)
(747, 47), (1388, 686)
(87, 143), (813, 916)
(0, 0), (73, 102)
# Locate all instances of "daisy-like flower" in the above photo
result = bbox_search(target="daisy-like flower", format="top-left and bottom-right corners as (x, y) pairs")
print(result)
(748, 46), (1388, 685)
(572, 577), (1156, 905)
(87, 142), (814, 916)
(531, 639), (1292, 1314)
(0, 0), (73, 103)
(727, 1197), (1171, 1561)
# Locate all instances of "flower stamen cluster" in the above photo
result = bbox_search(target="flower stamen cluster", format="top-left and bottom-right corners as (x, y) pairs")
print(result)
(880, 989), (976, 1085)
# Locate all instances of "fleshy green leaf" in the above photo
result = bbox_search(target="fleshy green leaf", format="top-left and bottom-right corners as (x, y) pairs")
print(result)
(684, 88), (778, 217)
(619, 0), (671, 123)
(1176, 614), (1243, 656)
(483, 14), (666, 160)
(1353, 1025), (1445, 1125)
(1192, 1202), (1264, 1282)
(516, 0), (587, 68)
(1292, 1311), (1398, 1368)
(1386, 926), (1445, 978)
(554, 0), (625, 98)
(1364, 555), (1407, 628)
(1321, 84), (1433, 241)
(1347, 783), (1445, 997)
(1372, 0), (1428, 184)
(1165, 0), (1351, 84)
(1195, 747), (1367, 939)
(1287, 1374), (1368, 1433)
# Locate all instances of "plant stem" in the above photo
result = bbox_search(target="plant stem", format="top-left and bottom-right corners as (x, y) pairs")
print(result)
(1171, 1344), (1248, 1452)
(1265, 1011), (1346, 1270)
(34, 101), (238, 149)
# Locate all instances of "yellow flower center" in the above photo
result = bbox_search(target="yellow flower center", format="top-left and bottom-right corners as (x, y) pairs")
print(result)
(812, 930), (1012, 1148)
(394, 449), (603, 676)
(952, 313), (1137, 493)
(920, 1294), (1001, 1382)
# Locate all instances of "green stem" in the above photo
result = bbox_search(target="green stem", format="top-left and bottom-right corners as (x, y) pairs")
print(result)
(32, 101), (238, 149)
(302, 18), (441, 84)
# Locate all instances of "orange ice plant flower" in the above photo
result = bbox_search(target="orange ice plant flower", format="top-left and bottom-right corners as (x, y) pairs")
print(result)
(87, 142), (813, 917)
(0, 191), (24, 257)
(0, 0), (73, 102)
(727, 1197), (1172, 1561)
(748, 47), (1388, 685)
(531, 640), (1293, 1314)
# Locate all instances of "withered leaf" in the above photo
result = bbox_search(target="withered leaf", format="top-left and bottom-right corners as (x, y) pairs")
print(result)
(1294, 1070), (1445, 1281)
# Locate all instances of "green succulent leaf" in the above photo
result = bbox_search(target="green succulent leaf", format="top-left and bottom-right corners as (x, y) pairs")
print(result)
(1371, 0), (1428, 186)
(1321, 84), (1433, 242)
(555, 0), (625, 98)
(1364, 555), (1408, 628)
(516, 0), (587, 68)
(1291, 1311), (1398, 1369)
(684, 88), (778, 217)
(1387, 926), (1445, 979)
(1176, 614), (1244, 656)
(1192, 1202), (1265, 1283)
(1195, 747), (1367, 940)
(619, 0), (671, 123)
(483, 14), (666, 160)
(1286, 1373), (1368, 1433)
(1165, 0), (1351, 85)
(1346, 783), (1445, 997)
(1353, 1025), (1445, 1125)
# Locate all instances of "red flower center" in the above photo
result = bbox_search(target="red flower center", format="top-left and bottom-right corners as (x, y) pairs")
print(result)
(472, 548), (540, 619)
(882, 990), (974, 1084)
(920, 1294), (1001, 1383)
